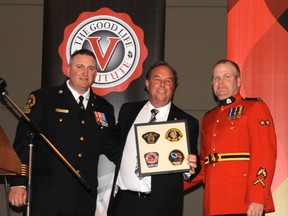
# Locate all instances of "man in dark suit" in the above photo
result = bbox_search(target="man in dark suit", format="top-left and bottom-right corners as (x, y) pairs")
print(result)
(108, 61), (200, 216)
(9, 49), (118, 216)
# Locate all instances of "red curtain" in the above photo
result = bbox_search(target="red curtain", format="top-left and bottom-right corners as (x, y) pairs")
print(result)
(227, 0), (288, 214)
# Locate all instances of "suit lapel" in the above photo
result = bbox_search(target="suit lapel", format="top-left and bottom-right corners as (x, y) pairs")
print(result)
(130, 101), (146, 122)
(122, 101), (146, 139)
(167, 103), (178, 121)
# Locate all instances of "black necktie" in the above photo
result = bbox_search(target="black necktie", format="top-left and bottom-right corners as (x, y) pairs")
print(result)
(78, 96), (85, 110)
(149, 109), (159, 122)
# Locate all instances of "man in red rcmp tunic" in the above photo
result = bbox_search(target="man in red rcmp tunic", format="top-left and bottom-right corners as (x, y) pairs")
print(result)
(187, 59), (277, 216)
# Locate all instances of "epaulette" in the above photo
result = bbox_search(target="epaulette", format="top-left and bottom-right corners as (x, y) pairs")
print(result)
(242, 97), (263, 101)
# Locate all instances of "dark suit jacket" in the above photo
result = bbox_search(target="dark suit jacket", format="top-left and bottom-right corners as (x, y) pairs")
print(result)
(10, 83), (118, 215)
(108, 100), (200, 216)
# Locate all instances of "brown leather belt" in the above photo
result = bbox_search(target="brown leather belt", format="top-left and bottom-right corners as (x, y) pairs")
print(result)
(204, 152), (250, 165)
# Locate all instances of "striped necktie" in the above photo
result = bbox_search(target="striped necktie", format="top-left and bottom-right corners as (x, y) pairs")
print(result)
(149, 109), (159, 122)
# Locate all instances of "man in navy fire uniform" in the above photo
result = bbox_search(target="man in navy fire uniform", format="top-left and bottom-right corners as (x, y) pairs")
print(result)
(9, 49), (119, 216)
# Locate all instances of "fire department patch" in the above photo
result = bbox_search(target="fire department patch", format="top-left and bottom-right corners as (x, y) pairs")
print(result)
(142, 132), (160, 144)
(165, 128), (183, 142)
(169, 149), (184, 165)
(144, 152), (159, 168)
(24, 94), (36, 114)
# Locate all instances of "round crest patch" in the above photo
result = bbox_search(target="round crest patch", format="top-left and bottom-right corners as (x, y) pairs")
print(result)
(59, 7), (148, 96)
(168, 149), (184, 166)
(165, 128), (183, 142)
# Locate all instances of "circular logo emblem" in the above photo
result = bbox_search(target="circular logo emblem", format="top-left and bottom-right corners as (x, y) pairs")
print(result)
(59, 7), (148, 96)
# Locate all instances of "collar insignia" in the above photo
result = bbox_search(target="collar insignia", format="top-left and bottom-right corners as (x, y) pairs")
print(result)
(218, 96), (236, 106)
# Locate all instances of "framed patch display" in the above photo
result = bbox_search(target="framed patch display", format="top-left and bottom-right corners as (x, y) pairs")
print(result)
(134, 120), (190, 176)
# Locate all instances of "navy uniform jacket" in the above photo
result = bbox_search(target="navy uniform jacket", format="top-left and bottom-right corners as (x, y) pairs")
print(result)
(108, 100), (200, 216)
(10, 83), (119, 215)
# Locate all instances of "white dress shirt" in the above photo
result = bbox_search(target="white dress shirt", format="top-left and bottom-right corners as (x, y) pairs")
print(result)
(67, 80), (89, 109)
(116, 101), (171, 193)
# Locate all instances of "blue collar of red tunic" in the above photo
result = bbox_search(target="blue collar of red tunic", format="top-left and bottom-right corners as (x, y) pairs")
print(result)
(218, 96), (236, 106)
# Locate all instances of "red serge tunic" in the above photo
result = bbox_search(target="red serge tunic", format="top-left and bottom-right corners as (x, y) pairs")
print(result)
(198, 93), (276, 215)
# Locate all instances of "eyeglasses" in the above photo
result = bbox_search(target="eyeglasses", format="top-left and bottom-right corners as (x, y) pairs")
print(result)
(212, 74), (237, 82)
(73, 64), (96, 73)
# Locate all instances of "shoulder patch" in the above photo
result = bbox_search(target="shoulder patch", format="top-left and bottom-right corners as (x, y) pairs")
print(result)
(242, 97), (262, 102)
(24, 94), (36, 114)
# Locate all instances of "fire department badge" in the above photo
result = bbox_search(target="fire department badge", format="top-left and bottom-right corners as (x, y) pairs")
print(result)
(165, 128), (183, 142)
(142, 132), (160, 144)
(169, 149), (185, 165)
(24, 94), (36, 114)
(144, 152), (159, 168)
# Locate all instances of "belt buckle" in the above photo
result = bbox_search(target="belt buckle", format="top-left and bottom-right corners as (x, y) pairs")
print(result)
(209, 153), (219, 164)
(137, 192), (150, 198)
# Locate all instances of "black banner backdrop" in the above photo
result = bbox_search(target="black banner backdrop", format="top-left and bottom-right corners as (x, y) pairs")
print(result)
(41, 1), (165, 215)
(42, 0), (165, 115)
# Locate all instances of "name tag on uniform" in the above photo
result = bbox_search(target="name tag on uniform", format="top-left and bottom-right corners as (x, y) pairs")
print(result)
(55, 108), (69, 113)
